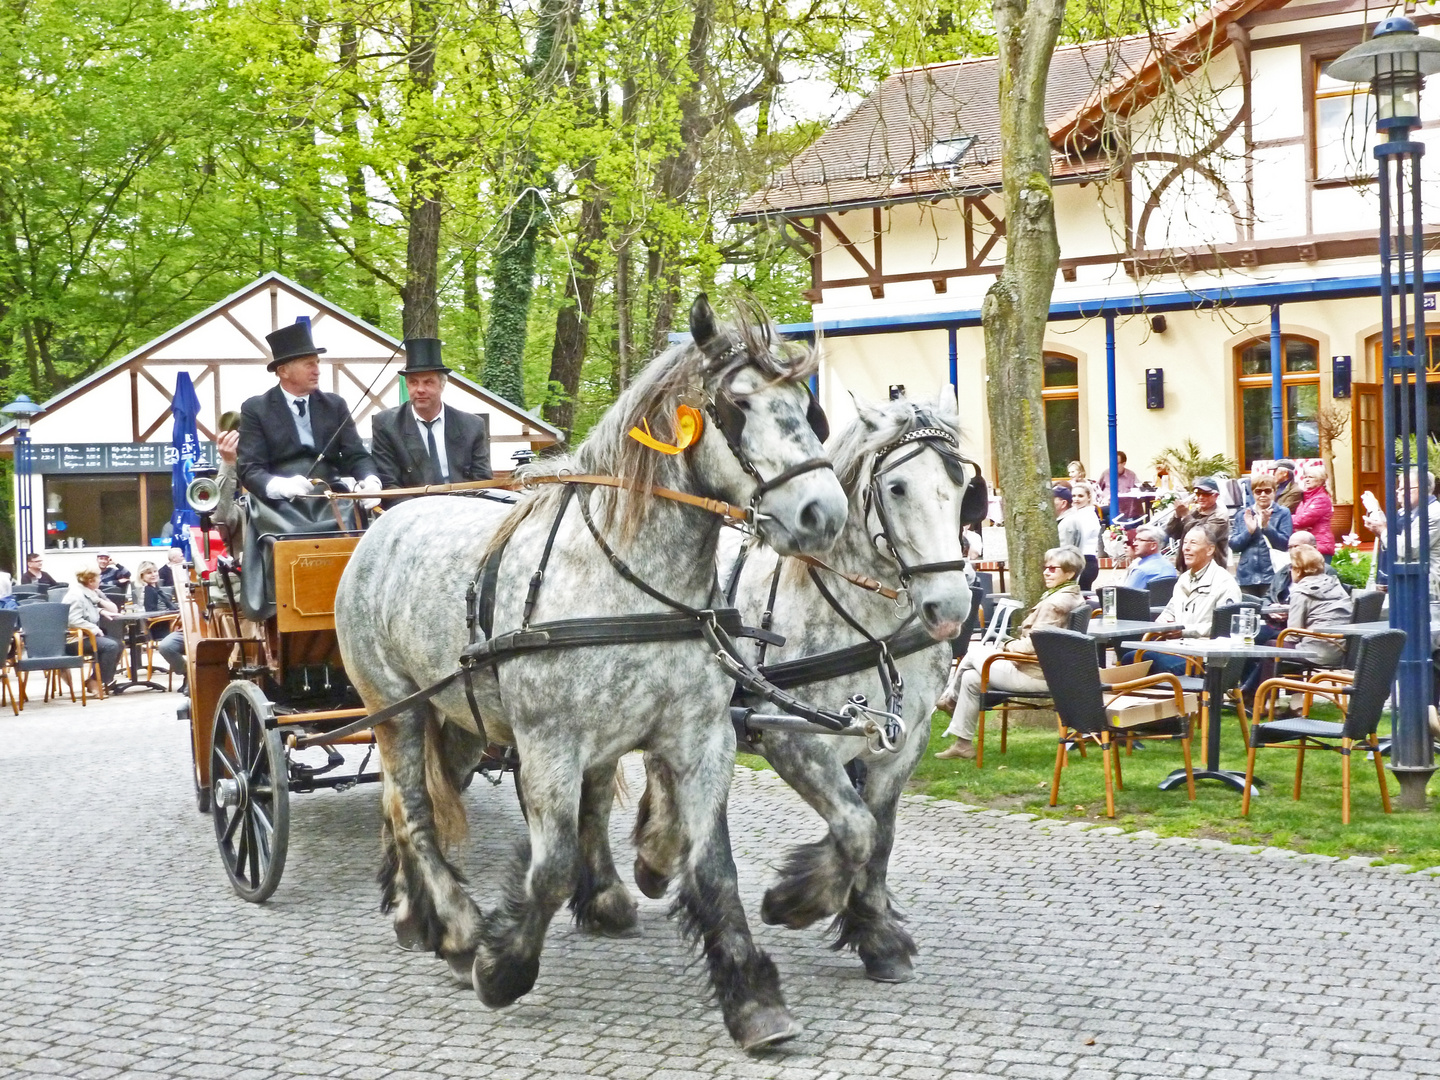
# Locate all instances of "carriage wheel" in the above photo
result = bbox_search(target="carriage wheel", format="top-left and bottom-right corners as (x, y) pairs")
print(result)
(210, 681), (289, 903)
(180, 701), (209, 814)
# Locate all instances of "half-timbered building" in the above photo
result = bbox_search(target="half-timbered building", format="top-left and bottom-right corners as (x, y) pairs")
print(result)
(737, 0), (1440, 535)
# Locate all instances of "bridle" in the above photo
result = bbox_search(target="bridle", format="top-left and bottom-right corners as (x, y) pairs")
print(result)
(704, 345), (833, 521)
(862, 409), (986, 591)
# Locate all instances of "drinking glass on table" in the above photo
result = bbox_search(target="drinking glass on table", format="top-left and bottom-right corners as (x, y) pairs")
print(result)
(1240, 608), (1257, 646)
(1230, 614), (1243, 641)
(1101, 587), (1117, 622)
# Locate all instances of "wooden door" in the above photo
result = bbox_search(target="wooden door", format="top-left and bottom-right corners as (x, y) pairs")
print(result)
(1352, 382), (1383, 540)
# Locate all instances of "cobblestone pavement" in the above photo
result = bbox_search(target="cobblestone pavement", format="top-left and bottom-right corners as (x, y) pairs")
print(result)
(5, 691), (1440, 1079)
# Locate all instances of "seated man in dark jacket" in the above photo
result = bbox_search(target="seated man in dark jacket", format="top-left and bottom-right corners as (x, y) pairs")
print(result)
(370, 339), (492, 504)
(237, 321), (380, 511)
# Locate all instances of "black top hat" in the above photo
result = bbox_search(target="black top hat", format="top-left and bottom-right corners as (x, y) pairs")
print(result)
(400, 338), (451, 375)
(265, 321), (326, 372)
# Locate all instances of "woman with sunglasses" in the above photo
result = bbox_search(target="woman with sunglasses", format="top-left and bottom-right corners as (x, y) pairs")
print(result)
(935, 546), (1088, 760)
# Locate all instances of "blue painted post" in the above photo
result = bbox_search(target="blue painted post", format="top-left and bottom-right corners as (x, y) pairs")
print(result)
(948, 325), (958, 405)
(1106, 313), (1119, 520)
(1269, 305), (1284, 459)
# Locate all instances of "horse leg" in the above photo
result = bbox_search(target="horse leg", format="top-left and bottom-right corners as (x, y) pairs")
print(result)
(569, 760), (639, 936)
(374, 710), (483, 982)
(632, 752), (685, 899)
(669, 728), (799, 1052)
(472, 750), (583, 1008)
(757, 738), (875, 932)
(831, 758), (918, 983)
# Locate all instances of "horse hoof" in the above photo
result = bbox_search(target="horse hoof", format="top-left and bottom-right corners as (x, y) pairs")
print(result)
(393, 917), (427, 952)
(445, 951), (476, 987)
(576, 883), (640, 937)
(735, 1006), (803, 1053)
(472, 946), (537, 1008)
(633, 857), (672, 900)
(760, 889), (823, 931)
(863, 954), (914, 984)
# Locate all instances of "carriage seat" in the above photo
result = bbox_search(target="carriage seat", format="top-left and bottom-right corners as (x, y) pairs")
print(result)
(239, 487), (361, 622)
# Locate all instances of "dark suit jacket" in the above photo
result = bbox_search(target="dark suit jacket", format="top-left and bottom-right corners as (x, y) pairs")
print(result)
(370, 402), (492, 499)
(238, 386), (377, 497)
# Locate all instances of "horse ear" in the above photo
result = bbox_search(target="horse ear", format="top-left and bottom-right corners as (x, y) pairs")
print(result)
(689, 294), (719, 352)
(853, 396), (885, 430)
(931, 387), (960, 422)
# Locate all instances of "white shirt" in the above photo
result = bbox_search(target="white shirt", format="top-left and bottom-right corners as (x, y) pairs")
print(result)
(283, 391), (315, 449)
(413, 407), (449, 481)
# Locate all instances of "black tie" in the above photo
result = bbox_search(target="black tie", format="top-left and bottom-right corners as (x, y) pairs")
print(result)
(420, 418), (445, 481)
(294, 398), (306, 418)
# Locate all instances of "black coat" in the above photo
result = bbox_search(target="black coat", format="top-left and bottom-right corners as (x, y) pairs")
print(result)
(238, 385), (377, 497)
(370, 402), (492, 497)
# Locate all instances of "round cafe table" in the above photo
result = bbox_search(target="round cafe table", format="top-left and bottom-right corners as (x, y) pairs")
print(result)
(100, 610), (170, 693)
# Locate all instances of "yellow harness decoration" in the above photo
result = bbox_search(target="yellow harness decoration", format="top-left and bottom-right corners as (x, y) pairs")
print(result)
(628, 404), (704, 455)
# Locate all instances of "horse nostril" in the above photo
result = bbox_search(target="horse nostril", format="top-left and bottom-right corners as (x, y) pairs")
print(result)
(923, 601), (940, 626)
(798, 498), (824, 535)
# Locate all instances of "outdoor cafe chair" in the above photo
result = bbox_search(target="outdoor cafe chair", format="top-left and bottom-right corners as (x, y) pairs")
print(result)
(1100, 585), (1152, 622)
(1031, 628), (1198, 818)
(1242, 629), (1404, 824)
(1268, 589), (1387, 714)
(950, 584), (985, 661)
(970, 596), (1041, 768)
(144, 613), (181, 689)
(11, 584), (37, 600)
(1147, 576), (1176, 617)
(47, 585), (71, 602)
(0, 608), (20, 714)
(15, 603), (95, 708)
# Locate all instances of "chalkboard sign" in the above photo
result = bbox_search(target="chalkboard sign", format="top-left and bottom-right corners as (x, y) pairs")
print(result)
(31, 442), (217, 475)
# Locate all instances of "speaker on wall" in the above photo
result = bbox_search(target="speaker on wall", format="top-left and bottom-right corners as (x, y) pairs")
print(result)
(1332, 355), (1352, 398)
(1145, 368), (1164, 410)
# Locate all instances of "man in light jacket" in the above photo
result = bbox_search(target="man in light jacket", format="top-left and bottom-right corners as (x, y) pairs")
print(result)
(1365, 467), (1440, 598)
(1124, 527), (1240, 676)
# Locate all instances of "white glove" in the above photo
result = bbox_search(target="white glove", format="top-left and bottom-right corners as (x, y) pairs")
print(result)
(355, 475), (383, 511)
(265, 474), (316, 501)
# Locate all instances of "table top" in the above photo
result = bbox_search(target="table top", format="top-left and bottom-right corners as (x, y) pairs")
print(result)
(1084, 619), (1173, 642)
(102, 610), (162, 623)
(1120, 638), (1297, 661)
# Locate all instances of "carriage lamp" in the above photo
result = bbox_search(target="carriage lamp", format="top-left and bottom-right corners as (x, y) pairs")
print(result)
(3, 394), (43, 564)
(1332, 17), (1440, 809)
(1330, 17), (1440, 130)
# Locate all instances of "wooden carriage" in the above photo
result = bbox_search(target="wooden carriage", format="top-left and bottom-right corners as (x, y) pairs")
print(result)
(179, 530), (378, 903)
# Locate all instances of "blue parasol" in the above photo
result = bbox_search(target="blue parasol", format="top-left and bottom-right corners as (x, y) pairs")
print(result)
(168, 372), (202, 547)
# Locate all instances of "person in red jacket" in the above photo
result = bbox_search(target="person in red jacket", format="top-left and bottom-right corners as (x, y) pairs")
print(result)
(1291, 462), (1335, 560)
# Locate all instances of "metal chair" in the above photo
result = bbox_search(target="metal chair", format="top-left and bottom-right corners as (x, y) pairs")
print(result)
(1032, 627), (1198, 817)
(11, 584), (37, 600)
(47, 585), (71, 602)
(1350, 589), (1384, 625)
(14, 603), (94, 708)
(1242, 629), (1404, 823)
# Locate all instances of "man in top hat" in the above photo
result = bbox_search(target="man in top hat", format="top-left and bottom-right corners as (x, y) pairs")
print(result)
(370, 338), (492, 503)
(238, 320), (381, 507)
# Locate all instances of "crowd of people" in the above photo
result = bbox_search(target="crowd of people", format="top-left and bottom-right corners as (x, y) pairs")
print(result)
(929, 454), (1399, 760)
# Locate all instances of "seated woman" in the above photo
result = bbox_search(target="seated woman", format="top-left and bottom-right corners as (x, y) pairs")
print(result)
(66, 567), (122, 696)
(1242, 543), (1352, 706)
(934, 545), (1088, 760)
(139, 560), (188, 691)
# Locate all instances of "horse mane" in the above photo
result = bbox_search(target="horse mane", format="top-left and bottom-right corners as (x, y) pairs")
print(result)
(484, 300), (817, 556)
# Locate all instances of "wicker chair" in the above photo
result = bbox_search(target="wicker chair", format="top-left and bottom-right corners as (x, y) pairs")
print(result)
(15, 603), (95, 708)
(1242, 629), (1404, 823)
(1099, 585), (1152, 622)
(1031, 627), (1198, 818)
(1147, 575), (1177, 616)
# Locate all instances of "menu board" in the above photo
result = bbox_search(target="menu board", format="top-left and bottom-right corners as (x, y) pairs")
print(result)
(30, 442), (218, 475)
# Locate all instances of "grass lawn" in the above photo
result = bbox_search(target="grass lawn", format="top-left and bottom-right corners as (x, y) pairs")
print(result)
(907, 704), (1440, 868)
(741, 703), (1440, 869)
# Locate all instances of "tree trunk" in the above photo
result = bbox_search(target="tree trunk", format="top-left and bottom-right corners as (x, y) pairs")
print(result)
(339, 22), (379, 326)
(543, 186), (605, 441)
(400, 0), (442, 339)
(616, 240), (632, 392)
(982, 0), (1067, 607)
(482, 0), (574, 407)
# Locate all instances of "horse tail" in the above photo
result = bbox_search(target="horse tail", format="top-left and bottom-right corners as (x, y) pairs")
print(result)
(423, 716), (469, 851)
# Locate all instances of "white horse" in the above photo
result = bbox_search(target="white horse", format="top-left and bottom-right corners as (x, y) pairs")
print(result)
(631, 393), (974, 981)
(334, 296), (847, 1051)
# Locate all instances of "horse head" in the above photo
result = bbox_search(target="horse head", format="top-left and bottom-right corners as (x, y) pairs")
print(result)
(681, 295), (847, 556)
(837, 393), (979, 640)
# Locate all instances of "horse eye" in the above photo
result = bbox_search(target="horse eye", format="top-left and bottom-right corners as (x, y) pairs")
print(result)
(736, 397), (752, 412)
(888, 481), (906, 497)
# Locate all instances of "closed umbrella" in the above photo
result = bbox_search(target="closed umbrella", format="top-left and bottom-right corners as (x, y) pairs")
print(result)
(168, 372), (202, 549)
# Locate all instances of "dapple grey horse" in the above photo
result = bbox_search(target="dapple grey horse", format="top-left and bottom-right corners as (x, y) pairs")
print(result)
(334, 297), (848, 1051)
(630, 393), (972, 982)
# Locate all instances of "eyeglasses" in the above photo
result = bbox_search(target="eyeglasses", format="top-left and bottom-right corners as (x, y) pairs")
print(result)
(1043, 564), (1063, 571)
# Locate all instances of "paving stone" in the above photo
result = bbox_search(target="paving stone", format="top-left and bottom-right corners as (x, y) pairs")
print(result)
(4, 692), (1440, 1078)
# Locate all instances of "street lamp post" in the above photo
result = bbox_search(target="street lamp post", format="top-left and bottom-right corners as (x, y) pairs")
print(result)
(1333, 17), (1440, 809)
(1, 394), (44, 567)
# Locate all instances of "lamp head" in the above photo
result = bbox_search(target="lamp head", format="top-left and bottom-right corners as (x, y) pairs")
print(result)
(1330, 17), (1440, 132)
(1, 393), (42, 432)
